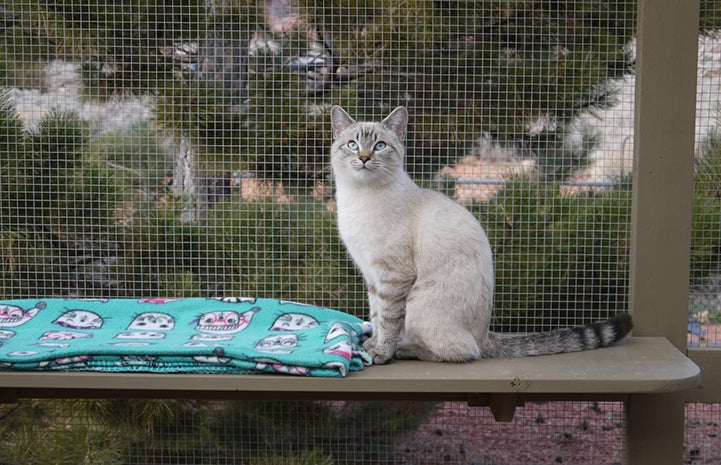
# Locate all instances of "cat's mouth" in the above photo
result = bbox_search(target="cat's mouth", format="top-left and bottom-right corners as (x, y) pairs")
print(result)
(352, 160), (374, 172)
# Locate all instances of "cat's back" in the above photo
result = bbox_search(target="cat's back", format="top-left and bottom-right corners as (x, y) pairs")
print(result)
(413, 187), (491, 253)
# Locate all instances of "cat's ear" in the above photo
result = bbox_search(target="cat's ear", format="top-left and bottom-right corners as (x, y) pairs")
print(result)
(381, 106), (408, 141)
(331, 106), (355, 138)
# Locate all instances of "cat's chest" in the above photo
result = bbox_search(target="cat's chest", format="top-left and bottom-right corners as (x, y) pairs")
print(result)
(337, 201), (396, 244)
(336, 196), (411, 272)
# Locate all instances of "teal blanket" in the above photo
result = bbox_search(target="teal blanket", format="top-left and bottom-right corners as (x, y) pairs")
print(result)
(0, 298), (372, 377)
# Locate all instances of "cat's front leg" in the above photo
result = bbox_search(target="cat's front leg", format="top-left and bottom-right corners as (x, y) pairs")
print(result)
(363, 279), (411, 364)
(363, 302), (379, 352)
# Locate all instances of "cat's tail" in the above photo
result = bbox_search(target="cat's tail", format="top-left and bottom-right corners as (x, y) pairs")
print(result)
(483, 313), (633, 359)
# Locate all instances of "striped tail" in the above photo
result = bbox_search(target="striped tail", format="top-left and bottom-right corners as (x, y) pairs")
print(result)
(484, 313), (633, 359)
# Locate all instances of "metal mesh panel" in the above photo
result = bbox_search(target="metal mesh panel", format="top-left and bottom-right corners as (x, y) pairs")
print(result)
(1, 0), (718, 464)
(690, 4), (721, 349)
(687, 0), (721, 460)
(685, 403), (721, 465)
(398, 401), (626, 465)
(1, 400), (628, 465)
(0, 1), (638, 329)
(4, 400), (721, 465)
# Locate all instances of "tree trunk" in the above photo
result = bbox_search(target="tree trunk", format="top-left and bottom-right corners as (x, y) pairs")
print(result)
(166, 135), (199, 223)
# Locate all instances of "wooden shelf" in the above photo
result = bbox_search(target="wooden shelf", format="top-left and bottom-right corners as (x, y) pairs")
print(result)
(0, 337), (699, 409)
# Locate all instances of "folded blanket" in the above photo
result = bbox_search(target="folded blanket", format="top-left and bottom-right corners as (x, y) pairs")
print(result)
(0, 298), (372, 377)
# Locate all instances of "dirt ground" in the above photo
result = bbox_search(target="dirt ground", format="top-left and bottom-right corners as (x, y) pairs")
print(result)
(393, 401), (719, 465)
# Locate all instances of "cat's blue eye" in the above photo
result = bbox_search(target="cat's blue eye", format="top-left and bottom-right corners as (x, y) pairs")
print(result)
(347, 141), (359, 151)
(374, 141), (387, 151)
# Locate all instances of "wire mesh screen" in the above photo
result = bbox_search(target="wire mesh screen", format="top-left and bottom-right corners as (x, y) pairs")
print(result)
(0, 400), (627, 465)
(687, 1), (721, 462)
(1, 0), (719, 464)
(690, 3), (721, 348)
(3, 399), (721, 465)
(685, 403), (721, 465)
(0, 0), (640, 331)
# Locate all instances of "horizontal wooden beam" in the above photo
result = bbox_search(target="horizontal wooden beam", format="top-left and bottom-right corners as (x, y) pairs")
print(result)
(0, 338), (699, 404)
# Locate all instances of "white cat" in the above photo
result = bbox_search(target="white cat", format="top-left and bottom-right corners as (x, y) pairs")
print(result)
(330, 105), (632, 364)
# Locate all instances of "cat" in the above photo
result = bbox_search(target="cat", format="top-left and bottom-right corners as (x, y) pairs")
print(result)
(329, 105), (633, 364)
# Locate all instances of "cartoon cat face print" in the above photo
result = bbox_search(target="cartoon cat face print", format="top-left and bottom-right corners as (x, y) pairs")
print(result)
(128, 312), (175, 331)
(325, 322), (355, 342)
(53, 310), (104, 329)
(0, 306), (27, 325)
(324, 340), (353, 360)
(270, 313), (319, 331)
(195, 306), (260, 335)
(0, 302), (46, 327)
(254, 334), (299, 353)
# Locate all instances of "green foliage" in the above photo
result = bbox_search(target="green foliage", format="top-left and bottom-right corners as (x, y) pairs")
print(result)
(0, 400), (125, 465)
(0, 105), (95, 296)
(3, 0), (641, 178)
(240, 66), (331, 182)
(26, 110), (87, 223)
(691, 138), (721, 283)
(0, 107), (87, 232)
(298, 0), (636, 174)
(77, 123), (167, 227)
(153, 76), (249, 176)
(0, 399), (435, 465)
(4, 0), (721, 182)
(113, 196), (366, 311)
(0, 90), (28, 204)
(152, 31), (329, 183)
(474, 180), (631, 331)
(0, 93), (363, 301)
(213, 400), (436, 464)
(701, 0), (721, 31)
(4, 0), (210, 94)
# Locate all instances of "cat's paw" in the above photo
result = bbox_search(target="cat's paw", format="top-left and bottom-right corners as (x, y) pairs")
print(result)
(362, 337), (394, 364)
(362, 341), (393, 364)
(367, 347), (394, 365)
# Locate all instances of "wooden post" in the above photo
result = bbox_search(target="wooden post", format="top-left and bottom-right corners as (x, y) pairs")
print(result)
(627, 0), (699, 464)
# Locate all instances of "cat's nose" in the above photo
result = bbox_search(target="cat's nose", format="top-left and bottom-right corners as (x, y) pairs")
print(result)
(358, 155), (371, 164)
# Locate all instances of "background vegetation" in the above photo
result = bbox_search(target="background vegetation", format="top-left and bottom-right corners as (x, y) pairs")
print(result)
(1, 0), (721, 328)
(0, 399), (435, 464)
(3, 1), (721, 463)
(0, 0), (651, 308)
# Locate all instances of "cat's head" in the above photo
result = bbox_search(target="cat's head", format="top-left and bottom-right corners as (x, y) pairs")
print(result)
(330, 106), (408, 184)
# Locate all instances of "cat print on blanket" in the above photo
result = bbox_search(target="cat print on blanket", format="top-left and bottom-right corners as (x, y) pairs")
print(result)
(0, 298), (372, 377)
(330, 105), (633, 364)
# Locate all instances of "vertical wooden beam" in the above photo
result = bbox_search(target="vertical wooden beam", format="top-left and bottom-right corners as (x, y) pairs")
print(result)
(627, 1), (698, 464)
(625, 393), (687, 465)
(630, 0), (697, 351)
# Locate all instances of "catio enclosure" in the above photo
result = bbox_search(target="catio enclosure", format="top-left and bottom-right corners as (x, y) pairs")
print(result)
(0, 0), (718, 464)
